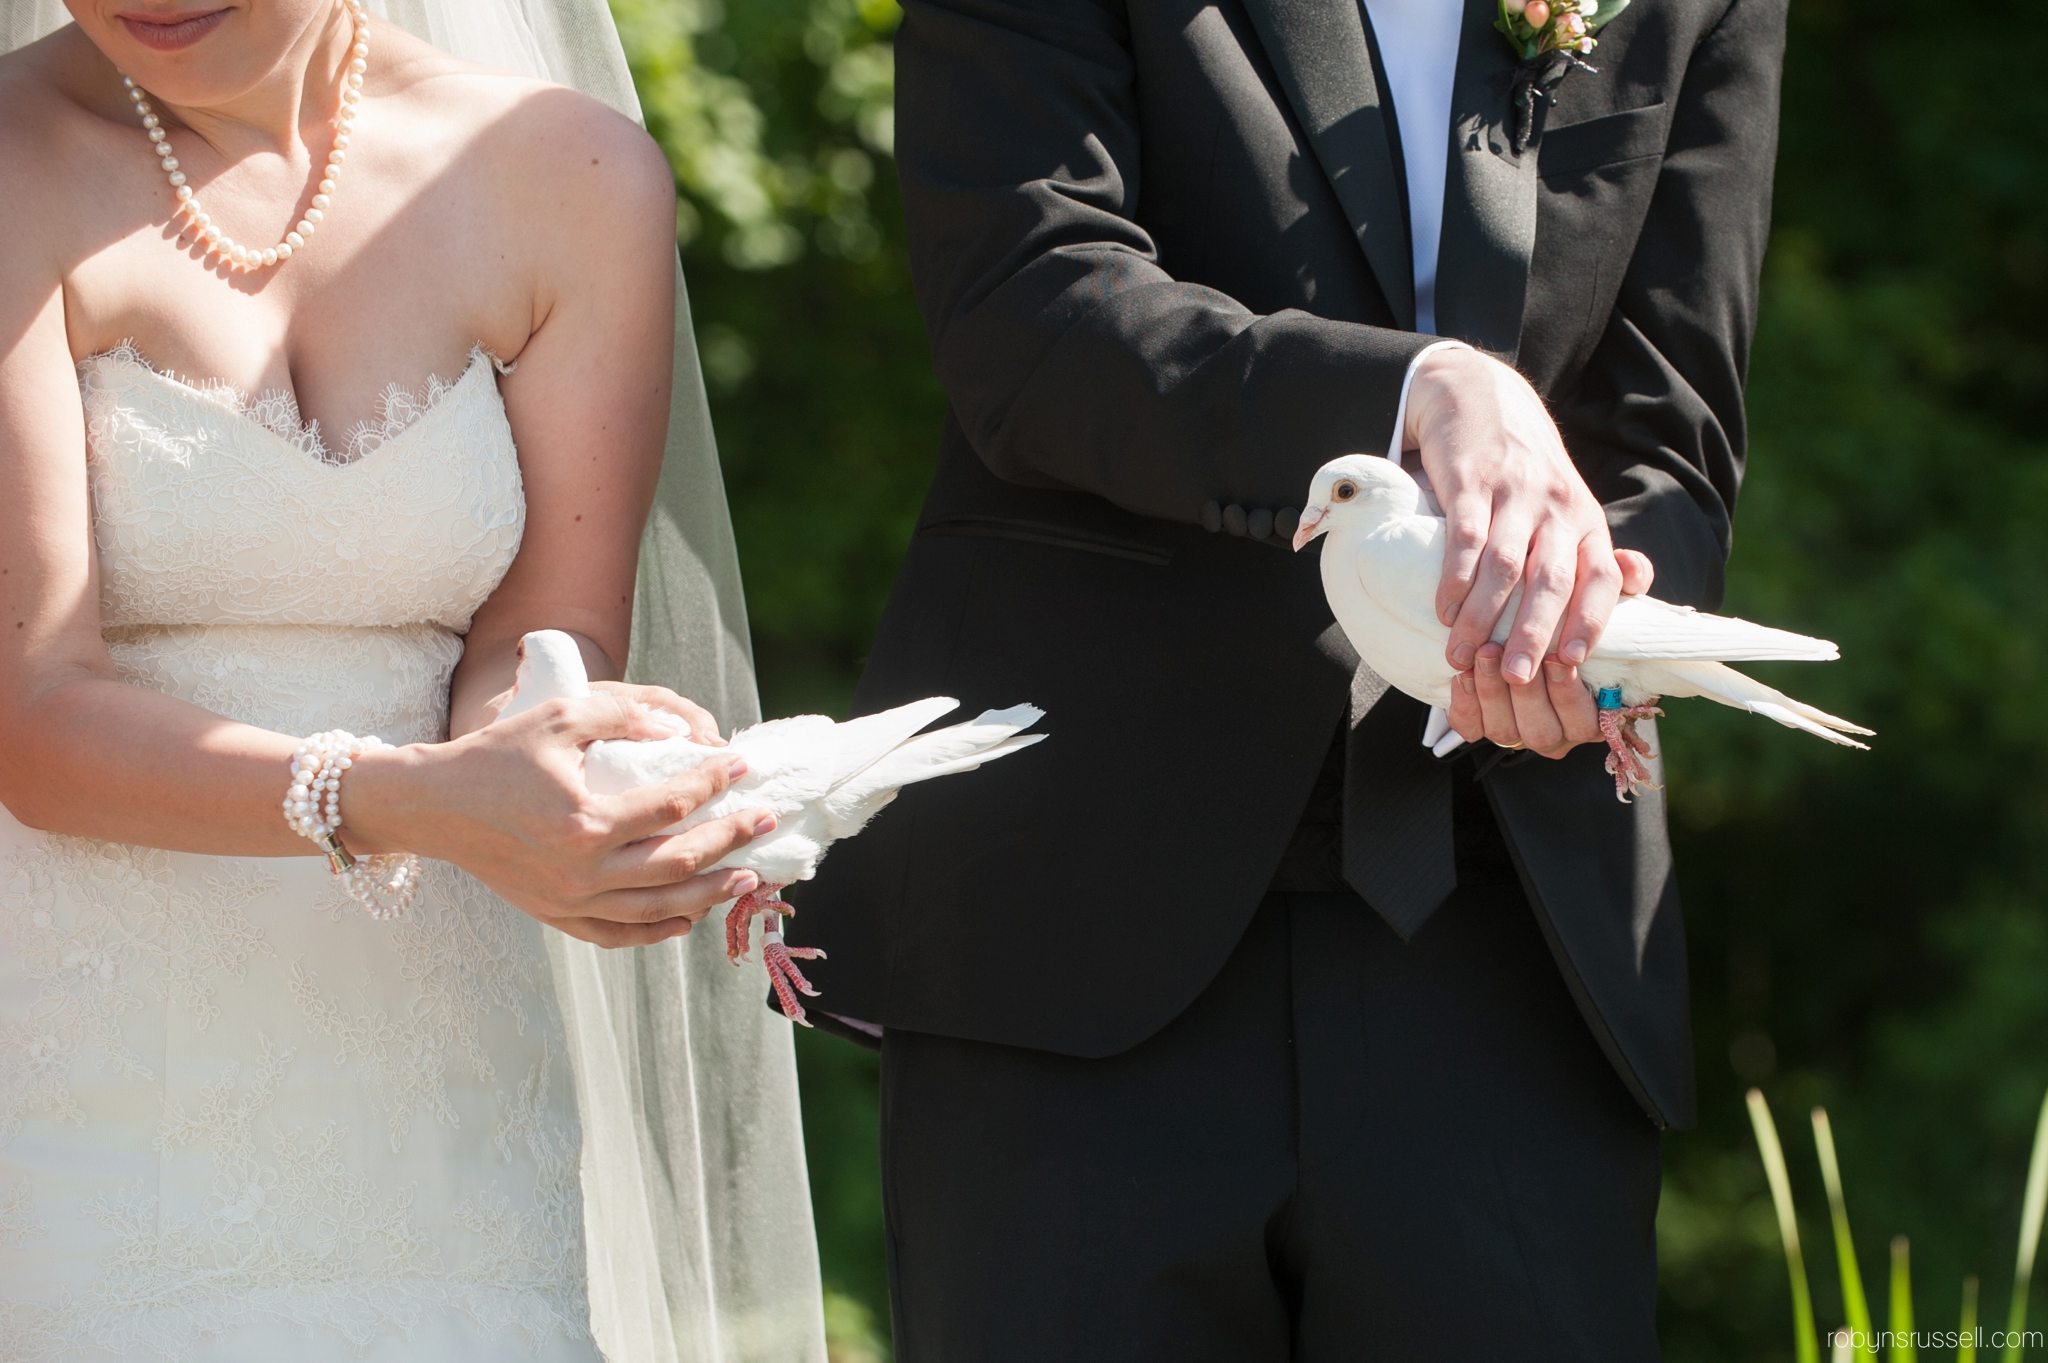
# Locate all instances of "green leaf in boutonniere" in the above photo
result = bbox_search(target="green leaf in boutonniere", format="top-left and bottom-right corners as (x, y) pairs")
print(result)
(1495, 0), (1630, 153)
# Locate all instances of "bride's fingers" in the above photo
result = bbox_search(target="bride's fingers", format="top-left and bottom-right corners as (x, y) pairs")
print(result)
(548, 913), (704, 949)
(603, 761), (751, 842)
(603, 812), (774, 893)
(534, 692), (691, 748)
(597, 806), (775, 903)
(580, 862), (763, 926)
(590, 680), (726, 745)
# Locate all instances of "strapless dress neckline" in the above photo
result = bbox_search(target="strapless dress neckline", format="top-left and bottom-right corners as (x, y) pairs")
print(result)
(84, 342), (512, 471)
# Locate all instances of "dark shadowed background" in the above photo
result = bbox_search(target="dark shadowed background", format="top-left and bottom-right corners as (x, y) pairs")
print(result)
(608, 0), (2048, 1352)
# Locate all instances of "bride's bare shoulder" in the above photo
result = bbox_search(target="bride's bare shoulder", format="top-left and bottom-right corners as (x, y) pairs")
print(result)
(0, 28), (124, 218)
(372, 21), (675, 229)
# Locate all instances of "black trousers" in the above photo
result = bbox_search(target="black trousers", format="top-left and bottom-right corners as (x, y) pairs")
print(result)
(879, 887), (1663, 1361)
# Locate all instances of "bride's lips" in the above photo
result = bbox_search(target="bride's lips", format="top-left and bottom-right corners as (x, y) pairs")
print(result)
(118, 8), (231, 51)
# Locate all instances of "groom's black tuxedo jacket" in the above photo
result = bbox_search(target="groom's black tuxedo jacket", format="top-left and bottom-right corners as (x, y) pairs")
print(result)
(795, 0), (1785, 1129)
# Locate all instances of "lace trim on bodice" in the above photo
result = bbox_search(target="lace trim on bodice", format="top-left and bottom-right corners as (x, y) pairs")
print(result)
(86, 343), (515, 469)
(79, 338), (525, 634)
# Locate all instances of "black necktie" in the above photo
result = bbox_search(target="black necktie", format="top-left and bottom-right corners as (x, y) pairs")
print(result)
(1342, 663), (1457, 938)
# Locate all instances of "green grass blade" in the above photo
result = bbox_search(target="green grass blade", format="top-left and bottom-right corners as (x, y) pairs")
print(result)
(1890, 1236), (1915, 1362)
(1813, 1107), (1878, 1363)
(1749, 1089), (1821, 1363)
(1963, 1275), (1981, 1363)
(2003, 1087), (2048, 1361)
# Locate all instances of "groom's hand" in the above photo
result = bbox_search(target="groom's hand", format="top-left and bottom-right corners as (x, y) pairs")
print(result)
(1409, 345), (1656, 756)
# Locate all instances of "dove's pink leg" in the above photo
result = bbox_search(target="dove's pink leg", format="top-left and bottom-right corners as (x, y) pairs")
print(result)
(1598, 704), (1665, 803)
(762, 911), (826, 1027)
(725, 884), (791, 963)
(723, 887), (828, 1026)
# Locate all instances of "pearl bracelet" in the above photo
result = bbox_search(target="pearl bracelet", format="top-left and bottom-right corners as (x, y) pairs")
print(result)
(283, 730), (420, 920)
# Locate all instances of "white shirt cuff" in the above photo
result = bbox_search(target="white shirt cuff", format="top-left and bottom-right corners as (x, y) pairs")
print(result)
(1386, 338), (1471, 466)
(1386, 339), (1470, 518)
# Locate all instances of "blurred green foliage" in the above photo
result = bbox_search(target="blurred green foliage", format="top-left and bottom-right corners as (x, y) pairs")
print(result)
(614, 0), (2048, 1349)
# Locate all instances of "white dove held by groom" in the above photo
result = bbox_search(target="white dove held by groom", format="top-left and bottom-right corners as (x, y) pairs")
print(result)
(500, 630), (1046, 1022)
(1292, 455), (1870, 800)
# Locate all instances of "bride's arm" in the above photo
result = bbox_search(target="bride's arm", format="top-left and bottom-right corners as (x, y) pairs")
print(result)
(442, 95), (713, 745)
(0, 272), (323, 855)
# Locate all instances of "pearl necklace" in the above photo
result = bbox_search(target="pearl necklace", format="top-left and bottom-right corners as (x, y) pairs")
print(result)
(121, 0), (370, 274)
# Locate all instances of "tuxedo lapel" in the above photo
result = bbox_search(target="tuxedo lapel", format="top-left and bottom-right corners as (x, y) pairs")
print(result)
(1239, 0), (1415, 330)
(1433, 0), (1540, 361)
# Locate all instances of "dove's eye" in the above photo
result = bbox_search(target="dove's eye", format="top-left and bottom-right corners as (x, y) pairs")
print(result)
(1334, 481), (1358, 501)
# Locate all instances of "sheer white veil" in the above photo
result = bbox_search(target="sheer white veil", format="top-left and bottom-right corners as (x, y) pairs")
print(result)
(0, 3), (827, 1359)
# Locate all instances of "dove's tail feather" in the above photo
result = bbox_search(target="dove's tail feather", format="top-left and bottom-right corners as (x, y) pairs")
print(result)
(844, 707), (1045, 795)
(1657, 660), (1873, 748)
(821, 706), (1046, 837)
(827, 695), (964, 757)
(873, 732), (1047, 787)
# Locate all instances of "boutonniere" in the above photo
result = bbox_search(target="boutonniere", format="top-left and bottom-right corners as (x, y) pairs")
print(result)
(1495, 0), (1630, 153)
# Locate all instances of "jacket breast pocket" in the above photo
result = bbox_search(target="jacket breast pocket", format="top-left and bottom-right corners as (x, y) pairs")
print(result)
(1539, 101), (1669, 179)
(919, 513), (1176, 567)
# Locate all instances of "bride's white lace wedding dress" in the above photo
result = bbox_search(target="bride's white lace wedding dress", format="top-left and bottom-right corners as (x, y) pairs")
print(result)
(0, 347), (602, 1362)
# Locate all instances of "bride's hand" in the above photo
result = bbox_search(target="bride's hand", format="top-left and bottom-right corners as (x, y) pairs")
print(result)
(587, 679), (727, 746)
(343, 692), (770, 948)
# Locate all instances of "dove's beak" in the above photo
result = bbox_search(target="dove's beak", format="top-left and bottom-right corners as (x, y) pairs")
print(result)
(1290, 506), (1326, 552)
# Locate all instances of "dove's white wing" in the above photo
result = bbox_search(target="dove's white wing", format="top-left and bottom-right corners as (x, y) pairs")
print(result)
(1350, 514), (1459, 640)
(731, 698), (959, 793)
(1592, 595), (1841, 663)
(1346, 513), (1541, 644)
(1322, 516), (1464, 708)
(1346, 519), (1840, 666)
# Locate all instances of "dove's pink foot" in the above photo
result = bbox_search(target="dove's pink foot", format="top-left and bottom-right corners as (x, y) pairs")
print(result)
(724, 887), (827, 1026)
(1598, 704), (1665, 803)
(725, 884), (789, 963)
(762, 911), (826, 1027)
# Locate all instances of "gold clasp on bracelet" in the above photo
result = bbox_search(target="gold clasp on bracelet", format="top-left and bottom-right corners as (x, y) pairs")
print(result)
(313, 830), (356, 875)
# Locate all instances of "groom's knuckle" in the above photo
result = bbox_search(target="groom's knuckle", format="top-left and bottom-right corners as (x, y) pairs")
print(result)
(1526, 559), (1570, 599)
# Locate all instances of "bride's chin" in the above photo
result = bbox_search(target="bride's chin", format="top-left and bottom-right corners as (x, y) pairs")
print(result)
(89, 1), (336, 108)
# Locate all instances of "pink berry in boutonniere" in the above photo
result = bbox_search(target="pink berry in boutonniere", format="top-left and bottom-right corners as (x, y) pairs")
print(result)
(1495, 0), (1630, 152)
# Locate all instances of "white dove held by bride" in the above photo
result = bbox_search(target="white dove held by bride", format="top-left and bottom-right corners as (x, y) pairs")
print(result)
(499, 630), (1046, 1021)
(1291, 455), (1870, 800)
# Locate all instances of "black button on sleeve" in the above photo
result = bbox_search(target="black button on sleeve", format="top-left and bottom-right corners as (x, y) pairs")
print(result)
(1200, 500), (1223, 533)
(1222, 504), (1248, 536)
(1247, 507), (1274, 541)
(1275, 507), (1300, 539)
